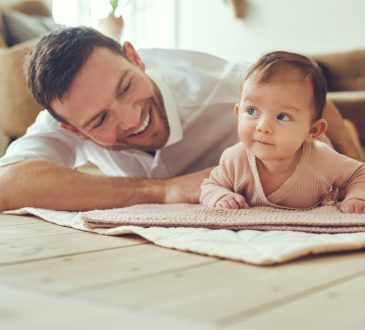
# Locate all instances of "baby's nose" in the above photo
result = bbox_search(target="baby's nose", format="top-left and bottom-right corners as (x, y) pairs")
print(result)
(256, 119), (272, 134)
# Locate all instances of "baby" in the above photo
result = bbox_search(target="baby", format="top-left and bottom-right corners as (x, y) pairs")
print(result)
(200, 51), (365, 213)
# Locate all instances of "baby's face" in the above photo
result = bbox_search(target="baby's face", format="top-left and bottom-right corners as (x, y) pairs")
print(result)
(236, 75), (315, 162)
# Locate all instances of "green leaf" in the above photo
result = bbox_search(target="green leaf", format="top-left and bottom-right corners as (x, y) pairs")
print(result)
(109, 0), (119, 16)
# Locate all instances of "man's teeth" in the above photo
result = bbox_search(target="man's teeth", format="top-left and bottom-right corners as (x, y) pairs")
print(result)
(132, 112), (151, 135)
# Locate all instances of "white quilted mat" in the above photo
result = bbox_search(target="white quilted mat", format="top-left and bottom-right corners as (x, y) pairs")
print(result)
(6, 206), (365, 265)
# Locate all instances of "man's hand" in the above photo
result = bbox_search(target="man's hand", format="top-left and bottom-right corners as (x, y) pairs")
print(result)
(340, 199), (365, 214)
(215, 193), (249, 209)
(163, 168), (213, 204)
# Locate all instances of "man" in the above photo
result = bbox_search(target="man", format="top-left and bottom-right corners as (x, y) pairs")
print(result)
(0, 27), (361, 211)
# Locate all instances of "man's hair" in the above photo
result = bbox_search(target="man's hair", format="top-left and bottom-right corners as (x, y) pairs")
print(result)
(244, 51), (327, 120)
(25, 26), (126, 123)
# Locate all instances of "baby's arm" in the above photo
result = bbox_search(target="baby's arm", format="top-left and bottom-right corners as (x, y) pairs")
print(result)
(215, 193), (249, 209)
(200, 167), (237, 207)
(340, 199), (365, 214)
(327, 146), (365, 213)
(200, 144), (248, 208)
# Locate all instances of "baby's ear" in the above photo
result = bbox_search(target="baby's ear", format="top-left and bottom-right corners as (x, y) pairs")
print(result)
(234, 104), (240, 116)
(306, 118), (328, 143)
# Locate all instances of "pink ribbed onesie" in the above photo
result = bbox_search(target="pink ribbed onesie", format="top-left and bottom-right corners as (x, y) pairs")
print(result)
(200, 141), (365, 209)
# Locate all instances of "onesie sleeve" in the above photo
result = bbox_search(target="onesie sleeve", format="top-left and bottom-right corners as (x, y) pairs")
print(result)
(318, 143), (365, 203)
(335, 156), (365, 203)
(200, 143), (247, 207)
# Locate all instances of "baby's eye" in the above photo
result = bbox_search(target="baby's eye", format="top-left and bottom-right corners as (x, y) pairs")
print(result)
(247, 107), (258, 116)
(277, 113), (291, 121)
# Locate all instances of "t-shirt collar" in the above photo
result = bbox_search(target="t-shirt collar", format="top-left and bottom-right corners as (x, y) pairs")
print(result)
(145, 67), (183, 147)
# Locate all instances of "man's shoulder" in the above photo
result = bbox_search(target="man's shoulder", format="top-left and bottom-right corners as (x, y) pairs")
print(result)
(30, 110), (60, 130)
(138, 48), (229, 65)
(139, 48), (247, 75)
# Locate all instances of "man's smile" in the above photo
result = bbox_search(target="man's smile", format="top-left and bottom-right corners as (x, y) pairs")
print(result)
(131, 110), (151, 136)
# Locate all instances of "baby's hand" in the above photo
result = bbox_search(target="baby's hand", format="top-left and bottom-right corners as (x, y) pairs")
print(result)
(215, 193), (249, 209)
(340, 199), (365, 213)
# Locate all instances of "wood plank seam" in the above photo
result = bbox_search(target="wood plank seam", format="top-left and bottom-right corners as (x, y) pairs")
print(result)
(60, 260), (219, 297)
(0, 242), (152, 267)
(217, 267), (365, 327)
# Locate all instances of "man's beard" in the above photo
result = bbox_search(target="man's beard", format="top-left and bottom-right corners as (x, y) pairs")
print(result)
(96, 80), (170, 152)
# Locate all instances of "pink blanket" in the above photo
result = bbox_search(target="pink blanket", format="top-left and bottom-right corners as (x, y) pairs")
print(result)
(81, 203), (365, 234)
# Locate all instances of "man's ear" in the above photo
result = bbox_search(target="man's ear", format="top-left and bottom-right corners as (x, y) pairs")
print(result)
(306, 118), (328, 142)
(123, 41), (145, 71)
(59, 123), (88, 139)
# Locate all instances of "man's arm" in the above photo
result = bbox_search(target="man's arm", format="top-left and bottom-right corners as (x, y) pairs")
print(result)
(0, 159), (211, 211)
(323, 99), (364, 161)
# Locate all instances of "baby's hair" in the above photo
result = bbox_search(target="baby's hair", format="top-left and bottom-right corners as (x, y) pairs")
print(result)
(244, 51), (327, 120)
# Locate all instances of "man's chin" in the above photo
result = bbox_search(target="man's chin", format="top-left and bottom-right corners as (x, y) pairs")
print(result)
(93, 140), (168, 152)
(91, 120), (170, 152)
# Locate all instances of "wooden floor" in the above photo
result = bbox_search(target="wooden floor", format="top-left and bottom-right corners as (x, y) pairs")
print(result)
(1, 212), (365, 330)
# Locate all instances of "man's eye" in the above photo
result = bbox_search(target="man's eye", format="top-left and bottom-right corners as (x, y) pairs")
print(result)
(247, 107), (258, 116)
(93, 113), (107, 129)
(277, 113), (291, 121)
(119, 81), (131, 96)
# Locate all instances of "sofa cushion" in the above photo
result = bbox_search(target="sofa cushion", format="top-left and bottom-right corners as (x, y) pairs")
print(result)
(0, 5), (7, 47)
(0, 33), (6, 48)
(0, 39), (42, 139)
(2, 9), (60, 46)
(312, 50), (365, 92)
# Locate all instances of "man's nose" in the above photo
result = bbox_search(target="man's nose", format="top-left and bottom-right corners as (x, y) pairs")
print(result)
(256, 118), (272, 134)
(115, 104), (142, 131)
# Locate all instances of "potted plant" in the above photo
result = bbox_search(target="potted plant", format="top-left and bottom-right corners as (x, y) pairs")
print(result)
(225, 0), (247, 18)
(98, 0), (124, 41)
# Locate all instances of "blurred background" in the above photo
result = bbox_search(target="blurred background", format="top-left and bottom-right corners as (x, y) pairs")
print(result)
(2, 0), (364, 61)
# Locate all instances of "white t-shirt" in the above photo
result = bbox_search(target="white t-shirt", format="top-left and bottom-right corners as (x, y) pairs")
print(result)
(0, 48), (248, 178)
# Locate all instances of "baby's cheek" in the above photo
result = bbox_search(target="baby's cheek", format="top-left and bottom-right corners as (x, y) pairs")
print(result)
(238, 123), (252, 142)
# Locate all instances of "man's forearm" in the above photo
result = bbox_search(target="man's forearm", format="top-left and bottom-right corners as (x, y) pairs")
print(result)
(0, 159), (213, 211)
(0, 159), (166, 211)
(324, 99), (364, 161)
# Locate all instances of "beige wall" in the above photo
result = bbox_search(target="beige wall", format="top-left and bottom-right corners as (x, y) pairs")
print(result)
(176, 0), (365, 62)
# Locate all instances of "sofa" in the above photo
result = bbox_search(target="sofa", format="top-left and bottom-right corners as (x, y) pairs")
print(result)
(311, 50), (365, 148)
(0, 0), (53, 155)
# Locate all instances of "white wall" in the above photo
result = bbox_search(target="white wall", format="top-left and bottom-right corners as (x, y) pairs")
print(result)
(176, 0), (365, 62)
(2, 0), (365, 64)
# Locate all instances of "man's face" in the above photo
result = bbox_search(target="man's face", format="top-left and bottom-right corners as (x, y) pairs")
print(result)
(51, 46), (170, 151)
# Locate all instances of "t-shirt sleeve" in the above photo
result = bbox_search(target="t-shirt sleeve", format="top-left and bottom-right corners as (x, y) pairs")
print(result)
(0, 111), (84, 168)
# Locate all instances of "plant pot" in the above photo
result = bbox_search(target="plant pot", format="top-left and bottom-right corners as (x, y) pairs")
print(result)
(231, 0), (246, 18)
(97, 15), (124, 41)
